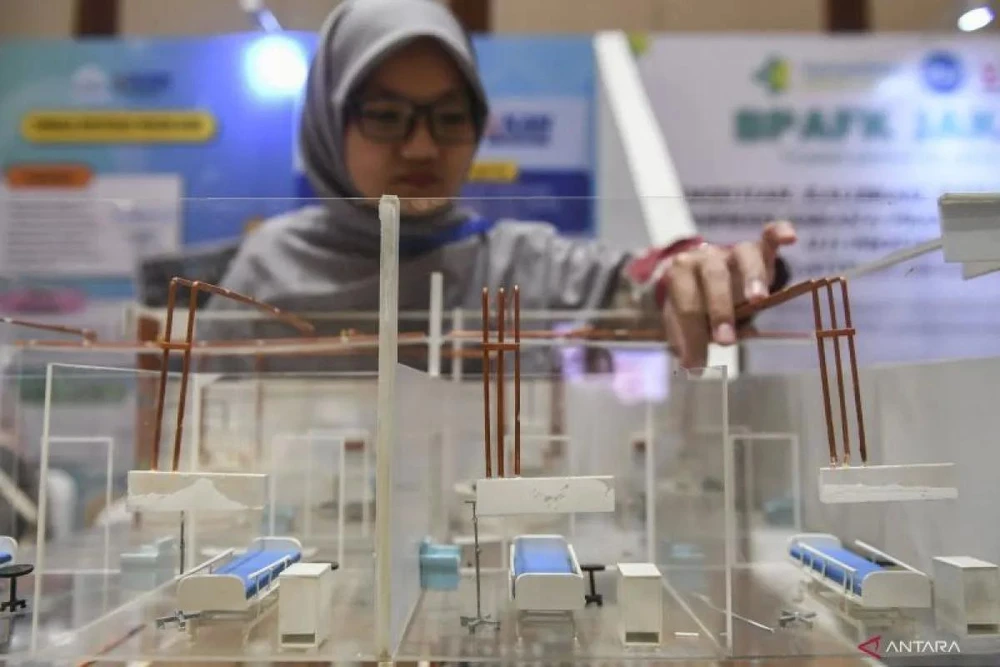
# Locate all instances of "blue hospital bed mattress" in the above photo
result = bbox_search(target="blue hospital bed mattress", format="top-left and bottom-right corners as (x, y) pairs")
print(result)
(216, 549), (301, 597)
(789, 542), (881, 595)
(513, 537), (574, 577)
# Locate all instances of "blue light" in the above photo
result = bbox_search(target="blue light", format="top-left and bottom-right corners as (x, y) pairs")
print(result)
(244, 34), (307, 98)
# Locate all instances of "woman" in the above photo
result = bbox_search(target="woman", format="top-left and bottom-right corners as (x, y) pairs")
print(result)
(209, 0), (795, 370)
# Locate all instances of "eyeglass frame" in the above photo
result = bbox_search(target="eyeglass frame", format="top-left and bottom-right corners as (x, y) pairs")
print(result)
(345, 90), (482, 145)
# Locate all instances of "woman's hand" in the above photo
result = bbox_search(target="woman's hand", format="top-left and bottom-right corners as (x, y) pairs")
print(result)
(662, 220), (797, 369)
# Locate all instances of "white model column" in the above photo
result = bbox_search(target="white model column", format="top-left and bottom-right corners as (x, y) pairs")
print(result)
(375, 195), (400, 662)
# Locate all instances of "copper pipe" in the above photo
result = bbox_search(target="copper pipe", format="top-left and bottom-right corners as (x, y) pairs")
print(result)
(824, 280), (851, 465)
(17, 327), (802, 351)
(13, 330), (428, 354)
(150, 279), (178, 470)
(171, 288), (199, 471)
(838, 278), (867, 463)
(170, 277), (315, 336)
(192, 331), (423, 348)
(0, 317), (96, 341)
(156, 276), (318, 474)
(497, 287), (505, 478)
(449, 327), (664, 341)
(735, 278), (821, 320)
(810, 282), (838, 466)
(816, 328), (855, 338)
(739, 330), (813, 340)
(481, 288), (491, 478)
(485, 343), (519, 352)
(513, 285), (521, 477)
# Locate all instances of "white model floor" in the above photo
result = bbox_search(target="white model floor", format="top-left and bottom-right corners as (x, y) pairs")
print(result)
(396, 567), (871, 664)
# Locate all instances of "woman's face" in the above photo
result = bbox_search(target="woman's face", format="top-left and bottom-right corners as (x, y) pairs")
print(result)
(344, 39), (479, 213)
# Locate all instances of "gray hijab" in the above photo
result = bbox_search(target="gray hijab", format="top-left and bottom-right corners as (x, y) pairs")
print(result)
(298, 0), (489, 257)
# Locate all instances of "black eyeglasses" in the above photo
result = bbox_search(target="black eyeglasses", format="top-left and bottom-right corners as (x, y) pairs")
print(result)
(348, 93), (478, 145)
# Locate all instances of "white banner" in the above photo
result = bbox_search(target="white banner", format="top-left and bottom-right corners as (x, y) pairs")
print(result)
(640, 36), (1000, 366)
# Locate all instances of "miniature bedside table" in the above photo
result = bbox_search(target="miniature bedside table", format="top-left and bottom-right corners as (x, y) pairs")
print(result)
(617, 562), (662, 645)
(278, 562), (335, 649)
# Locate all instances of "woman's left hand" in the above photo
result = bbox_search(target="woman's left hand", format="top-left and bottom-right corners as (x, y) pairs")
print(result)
(660, 220), (797, 369)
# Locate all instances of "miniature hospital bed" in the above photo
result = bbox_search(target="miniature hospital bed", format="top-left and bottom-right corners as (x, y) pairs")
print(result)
(174, 536), (302, 618)
(788, 533), (931, 609)
(509, 535), (585, 612)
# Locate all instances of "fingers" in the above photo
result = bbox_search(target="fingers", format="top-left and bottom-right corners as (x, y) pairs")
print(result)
(761, 220), (798, 262)
(731, 241), (768, 303)
(697, 247), (736, 346)
(664, 252), (710, 370)
(664, 247), (734, 370)
(661, 223), (797, 370)
(748, 220), (798, 295)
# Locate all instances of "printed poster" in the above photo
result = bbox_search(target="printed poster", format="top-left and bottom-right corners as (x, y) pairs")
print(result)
(639, 36), (1000, 366)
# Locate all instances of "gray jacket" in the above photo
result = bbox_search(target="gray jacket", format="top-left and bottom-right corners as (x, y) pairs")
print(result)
(202, 206), (648, 374)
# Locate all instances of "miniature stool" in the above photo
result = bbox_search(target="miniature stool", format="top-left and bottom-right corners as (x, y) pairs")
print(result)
(580, 563), (605, 606)
(0, 564), (33, 612)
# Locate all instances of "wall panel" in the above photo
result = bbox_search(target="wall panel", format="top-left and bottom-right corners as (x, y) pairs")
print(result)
(492, 0), (825, 33)
(0, 0), (75, 37)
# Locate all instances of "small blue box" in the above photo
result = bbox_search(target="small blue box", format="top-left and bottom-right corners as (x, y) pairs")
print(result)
(419, 538), (460, 591)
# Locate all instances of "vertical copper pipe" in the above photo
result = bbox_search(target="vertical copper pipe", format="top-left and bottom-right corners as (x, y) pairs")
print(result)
(838, 279), (867, 463)
(136, 315), (160, 470)
(481, 288), (492, 478)
(824, 280), (851, 465)
(151, 279), (178, 470)
(811, 282), (838, 465)
(496, 287), (506, 478)
(513, 285), (521, 476)
(172, 285), (199, 471)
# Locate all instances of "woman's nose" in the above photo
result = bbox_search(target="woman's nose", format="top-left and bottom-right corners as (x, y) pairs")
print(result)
(400, 118), (440, 159)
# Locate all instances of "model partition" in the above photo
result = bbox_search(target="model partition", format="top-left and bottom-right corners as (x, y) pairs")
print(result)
(31, 364), (379, 663)
(0, 322), (41, 548)
(27, 362), (184, 656)
(396, 361), (738, 664)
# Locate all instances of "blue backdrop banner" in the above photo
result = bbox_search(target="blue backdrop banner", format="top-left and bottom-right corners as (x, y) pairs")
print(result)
(0, 31), (595, 301)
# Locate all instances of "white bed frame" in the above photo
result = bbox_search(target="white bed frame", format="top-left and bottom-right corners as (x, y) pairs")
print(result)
(508, 534), (585, 612)
(788, 533), (931, 610)
(176, 536), (303, 616)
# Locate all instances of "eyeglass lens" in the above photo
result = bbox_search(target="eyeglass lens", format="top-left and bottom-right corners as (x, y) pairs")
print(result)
(354, 97), (477, 144)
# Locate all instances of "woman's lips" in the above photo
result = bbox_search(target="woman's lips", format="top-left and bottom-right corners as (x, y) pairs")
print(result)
(396, 173), (439, 188)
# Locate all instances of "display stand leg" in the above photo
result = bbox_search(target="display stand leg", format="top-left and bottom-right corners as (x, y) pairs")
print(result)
(179, 510), (186, 575)
(459, 500), (499, 634)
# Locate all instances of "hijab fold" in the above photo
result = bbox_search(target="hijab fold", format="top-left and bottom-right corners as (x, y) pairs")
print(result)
(298, 0), (489, 257)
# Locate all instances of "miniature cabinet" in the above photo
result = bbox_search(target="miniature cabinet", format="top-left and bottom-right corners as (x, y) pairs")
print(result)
(617, 562), (662, 645)
(933, 556), (1000, 637)
(278, 563), (335, 649)
(454, 533), (506, 571)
